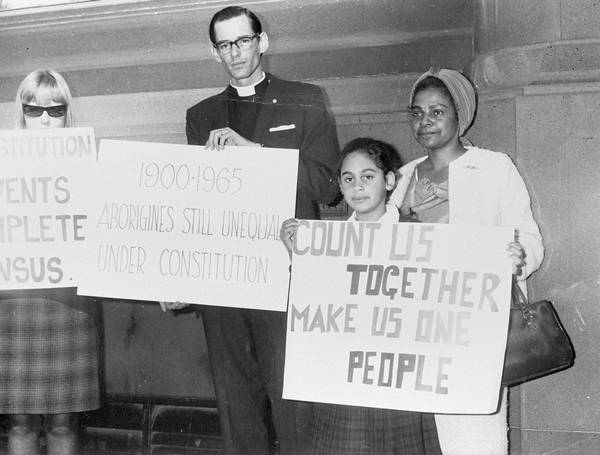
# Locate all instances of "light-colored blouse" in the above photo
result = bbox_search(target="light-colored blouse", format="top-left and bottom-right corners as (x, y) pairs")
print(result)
(400, 168), (449, 223)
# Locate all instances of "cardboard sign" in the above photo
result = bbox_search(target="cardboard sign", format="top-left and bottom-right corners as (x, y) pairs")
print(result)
(283, 220), (513, 414)
(76, 140), (298, 311)
(0, 127), (96, 289)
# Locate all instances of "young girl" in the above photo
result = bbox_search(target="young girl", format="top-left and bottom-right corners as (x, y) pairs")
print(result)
(390, 68), (544, 455)
(280, 137), (441, 455)
(0, 69), (100, 455)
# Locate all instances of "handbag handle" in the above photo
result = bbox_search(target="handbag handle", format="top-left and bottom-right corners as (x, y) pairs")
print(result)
(511, 277), (534, 321)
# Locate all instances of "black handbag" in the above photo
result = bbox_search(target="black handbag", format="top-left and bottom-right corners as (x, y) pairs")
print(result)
(501, 279), (575, 386)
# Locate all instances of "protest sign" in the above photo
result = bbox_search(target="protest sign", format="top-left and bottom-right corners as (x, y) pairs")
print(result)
(0, 127), (96, 289)
(283, 220), (513, 414)
(76, 140), (298, 311)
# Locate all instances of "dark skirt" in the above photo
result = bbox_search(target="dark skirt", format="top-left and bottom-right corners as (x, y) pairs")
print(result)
(312, 403), (441, 455)
(0, 295), (100, 414)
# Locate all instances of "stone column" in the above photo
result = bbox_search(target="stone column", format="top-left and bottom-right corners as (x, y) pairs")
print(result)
(469, 1), (600, 453)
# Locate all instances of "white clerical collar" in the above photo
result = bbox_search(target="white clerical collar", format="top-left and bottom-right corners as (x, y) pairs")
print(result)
(230, 72), (266, 97)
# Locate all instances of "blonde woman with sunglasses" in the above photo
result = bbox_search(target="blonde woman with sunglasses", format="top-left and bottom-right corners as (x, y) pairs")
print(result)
(0, 69), (100, 455)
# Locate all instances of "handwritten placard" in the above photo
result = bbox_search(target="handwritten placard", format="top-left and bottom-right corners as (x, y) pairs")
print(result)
(283, 221), (513, 414)
(0, 127), (96, 289)
(75, 140), (298, 311)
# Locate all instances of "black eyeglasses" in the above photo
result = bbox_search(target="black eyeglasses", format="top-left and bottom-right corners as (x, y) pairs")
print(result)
(22, 104), (67, 118)
(213, 34), (259, 54)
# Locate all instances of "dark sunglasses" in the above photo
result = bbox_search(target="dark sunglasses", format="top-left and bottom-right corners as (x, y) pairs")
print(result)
(22, 104), (67, 118)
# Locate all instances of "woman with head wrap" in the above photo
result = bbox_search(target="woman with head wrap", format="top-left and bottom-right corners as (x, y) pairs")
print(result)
(389, 68), (544, 454)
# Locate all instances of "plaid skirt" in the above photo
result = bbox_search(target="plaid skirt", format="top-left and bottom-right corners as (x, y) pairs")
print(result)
(0, 295), (100, 414)
(312, 403), (441, 455)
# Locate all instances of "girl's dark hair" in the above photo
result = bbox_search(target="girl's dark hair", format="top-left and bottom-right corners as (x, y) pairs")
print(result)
(328, 138), (402, 206)
(337, 137), (402, 177)
(411, 75), (458, 119)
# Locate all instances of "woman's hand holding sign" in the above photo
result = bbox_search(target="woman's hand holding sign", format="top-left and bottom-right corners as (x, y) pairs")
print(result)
(507, 241), (526, 277)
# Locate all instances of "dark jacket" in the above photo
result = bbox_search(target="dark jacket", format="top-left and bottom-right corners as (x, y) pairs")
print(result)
(185, 73), (339, 219)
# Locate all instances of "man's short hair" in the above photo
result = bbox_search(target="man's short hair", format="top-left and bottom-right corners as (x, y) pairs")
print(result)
(209, 6), (263, 44)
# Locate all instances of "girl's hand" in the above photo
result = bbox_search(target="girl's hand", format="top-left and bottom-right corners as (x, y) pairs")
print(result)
(280, 218), (299, 257)
(159, 301), (190, 312)
(507, 241), (526, 276)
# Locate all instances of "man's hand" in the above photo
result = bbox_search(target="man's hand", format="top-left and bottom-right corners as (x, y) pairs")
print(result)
(159, 301), (191, 312)
(205, 127), (260, 150)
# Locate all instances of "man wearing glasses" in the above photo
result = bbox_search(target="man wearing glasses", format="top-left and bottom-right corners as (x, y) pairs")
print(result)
(184, 5), (339, 455)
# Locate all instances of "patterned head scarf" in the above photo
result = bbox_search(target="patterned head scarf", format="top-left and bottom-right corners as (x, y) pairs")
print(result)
(409, 68), (476, 137)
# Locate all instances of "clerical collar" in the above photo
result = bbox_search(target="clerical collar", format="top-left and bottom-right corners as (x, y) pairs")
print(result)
(230, 72), (267, 97)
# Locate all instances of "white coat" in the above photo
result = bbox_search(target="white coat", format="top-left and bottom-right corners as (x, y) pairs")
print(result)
(390, 146), (544, 280)
(389, 146), (545, 455)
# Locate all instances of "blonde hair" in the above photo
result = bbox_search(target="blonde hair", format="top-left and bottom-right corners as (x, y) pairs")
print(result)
(15, 69), (75, 129)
